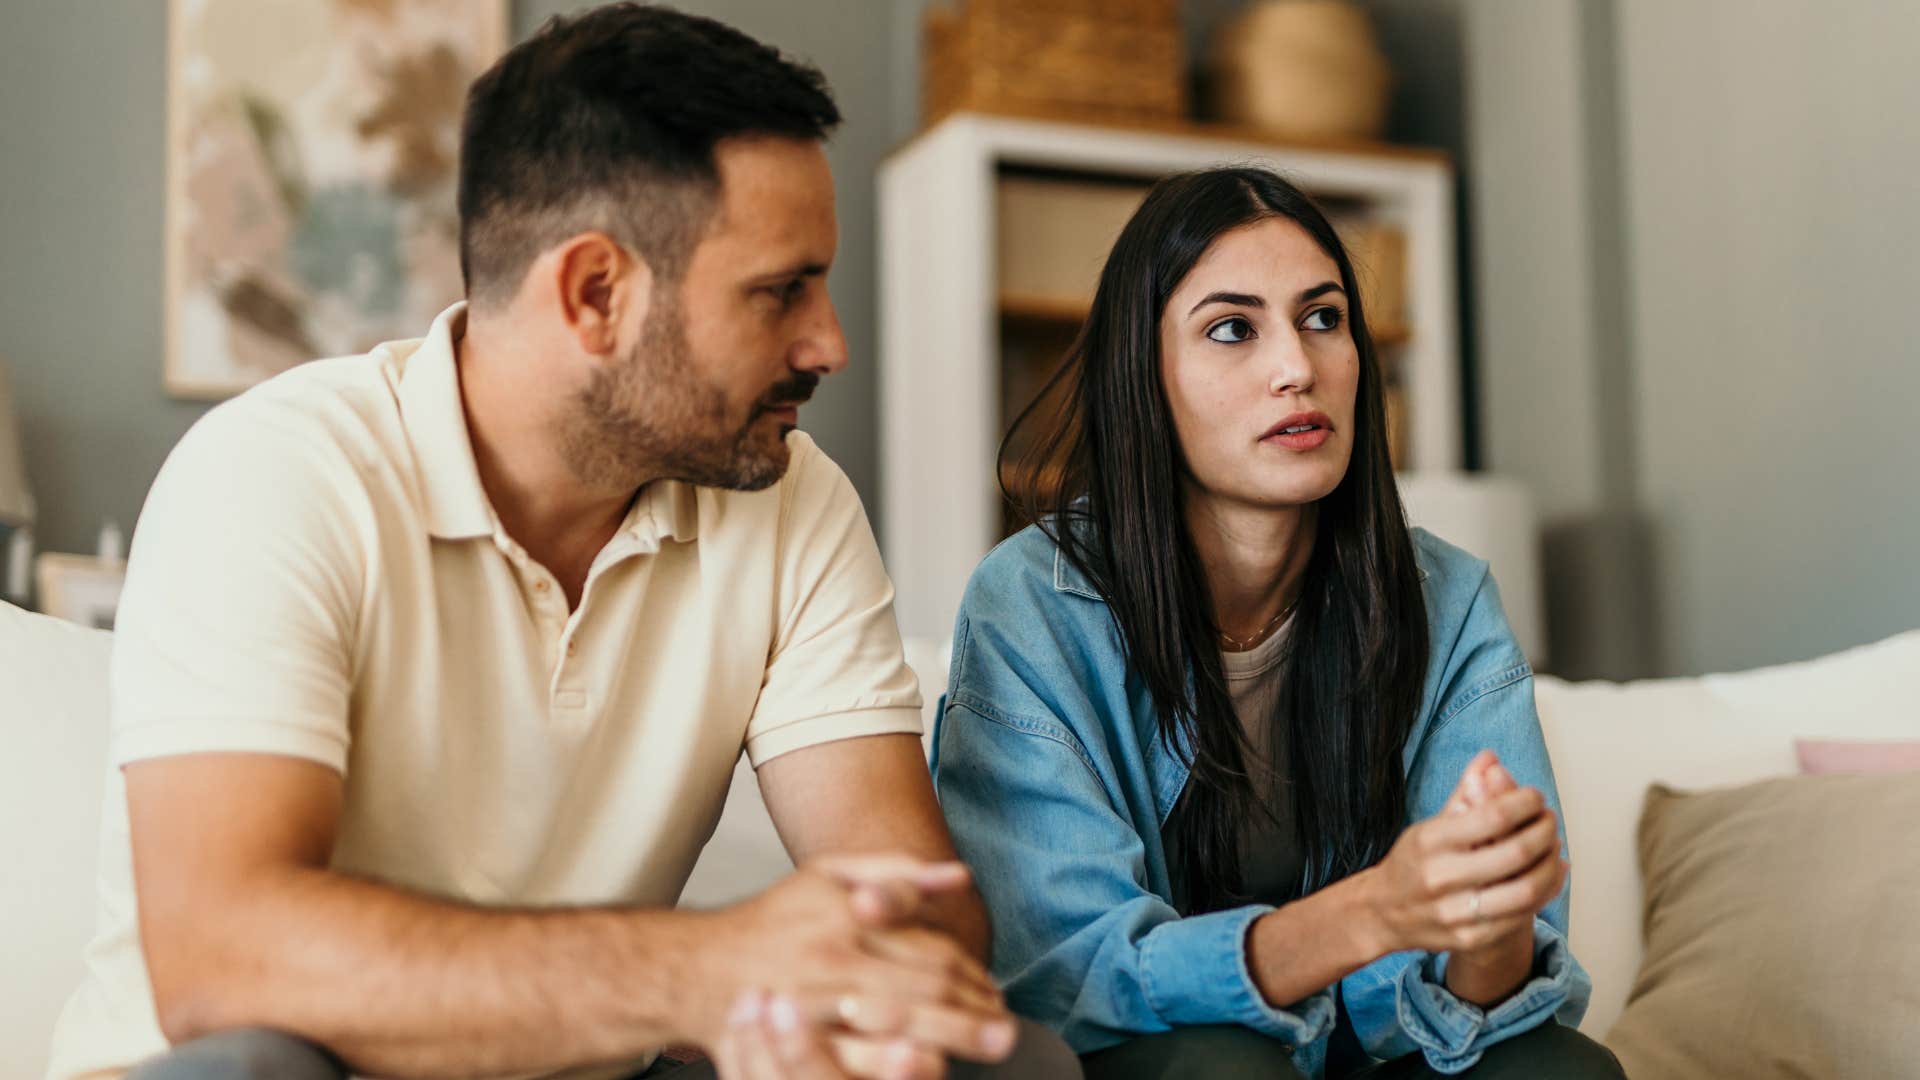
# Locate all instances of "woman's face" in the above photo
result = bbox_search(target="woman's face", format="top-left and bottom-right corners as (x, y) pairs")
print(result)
(1158, 217), (1360, 511)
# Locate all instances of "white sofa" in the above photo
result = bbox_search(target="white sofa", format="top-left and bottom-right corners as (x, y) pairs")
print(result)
(6, 600), (1916, 1076)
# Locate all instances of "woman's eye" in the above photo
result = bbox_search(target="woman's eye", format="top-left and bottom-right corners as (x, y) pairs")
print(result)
(1206, 316), (1255, 343)
(1302, 306), (1344, 332)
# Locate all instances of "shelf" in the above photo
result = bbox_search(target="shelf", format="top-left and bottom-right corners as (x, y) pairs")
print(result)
(893, 107), (1452, 169)
(999, 293), (1093, 325)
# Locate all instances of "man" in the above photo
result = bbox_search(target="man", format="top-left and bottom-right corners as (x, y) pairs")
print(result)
(45, 5), (1076, 1079)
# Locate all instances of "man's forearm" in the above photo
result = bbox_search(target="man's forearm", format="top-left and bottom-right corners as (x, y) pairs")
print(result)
(151, 866), (713, 1079)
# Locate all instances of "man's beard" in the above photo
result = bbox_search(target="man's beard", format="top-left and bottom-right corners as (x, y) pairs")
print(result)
(560, 297), (815, 493)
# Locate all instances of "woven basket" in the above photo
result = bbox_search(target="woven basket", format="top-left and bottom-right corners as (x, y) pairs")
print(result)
(924, 1), (1187, 129)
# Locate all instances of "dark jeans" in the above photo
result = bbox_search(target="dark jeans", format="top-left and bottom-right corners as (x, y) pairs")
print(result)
(128, 1018), (1083, 1079)
(1081, 1021), (1625, 1080)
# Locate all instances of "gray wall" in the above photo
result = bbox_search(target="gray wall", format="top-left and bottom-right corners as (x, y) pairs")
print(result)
(1468, 0), (1920, 676)
(1612, 0), (1920, 674)
(0, 0), (900, 560)
(0, 2), (192, 561)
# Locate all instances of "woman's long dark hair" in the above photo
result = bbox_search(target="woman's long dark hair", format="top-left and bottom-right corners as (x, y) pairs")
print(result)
(1001, 167), (1430, 912)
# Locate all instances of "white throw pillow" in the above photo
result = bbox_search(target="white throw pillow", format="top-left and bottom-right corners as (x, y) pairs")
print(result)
(0, 602), (115, 1077)
(1536, 630), (1920, 1038)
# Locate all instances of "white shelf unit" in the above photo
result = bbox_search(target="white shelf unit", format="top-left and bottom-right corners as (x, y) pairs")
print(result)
(879, 113), (1461, 642)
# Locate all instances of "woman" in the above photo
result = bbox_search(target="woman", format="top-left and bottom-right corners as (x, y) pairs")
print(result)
(930, 168), (1622, 1079)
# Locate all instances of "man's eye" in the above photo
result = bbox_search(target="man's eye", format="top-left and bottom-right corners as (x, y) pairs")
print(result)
(1206, 316), (1255, 343)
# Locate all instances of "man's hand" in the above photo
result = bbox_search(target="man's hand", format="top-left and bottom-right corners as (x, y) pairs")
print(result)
(692, 863), (1017, 1079)
(811, 852), (975, 927)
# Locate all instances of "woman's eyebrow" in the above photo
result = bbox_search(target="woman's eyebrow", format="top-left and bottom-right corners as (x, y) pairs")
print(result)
(1187, 290), (1266, 317)
(1298, 281), (1345, 303)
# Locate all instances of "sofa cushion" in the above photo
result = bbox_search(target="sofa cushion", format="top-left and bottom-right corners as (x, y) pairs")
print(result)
(677, 637), (952, 907)
(1534, 629), (1920, 1037)
(0, 602), (115, 1078)
(1607, 775), (1920, 1079)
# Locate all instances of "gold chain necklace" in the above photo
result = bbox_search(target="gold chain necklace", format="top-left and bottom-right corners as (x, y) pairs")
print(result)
(1218, 604), (1293, 651)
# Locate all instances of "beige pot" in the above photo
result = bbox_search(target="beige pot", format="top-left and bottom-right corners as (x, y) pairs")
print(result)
(1209, 0), (1392, 141)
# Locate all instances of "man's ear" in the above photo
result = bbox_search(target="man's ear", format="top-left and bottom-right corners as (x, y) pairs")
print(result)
(549, 231), (652, 356)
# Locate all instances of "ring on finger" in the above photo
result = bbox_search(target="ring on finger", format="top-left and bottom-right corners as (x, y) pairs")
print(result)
(835, 994), (862, 1027)
(1468, 889), (1484, 923)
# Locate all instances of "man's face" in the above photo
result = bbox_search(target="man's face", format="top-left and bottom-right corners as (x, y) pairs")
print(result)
(564, 136), (846, 492)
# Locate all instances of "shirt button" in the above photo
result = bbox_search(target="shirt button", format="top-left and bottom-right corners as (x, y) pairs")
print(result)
(565, 639), (577, 656)
(534, 579), (549, 593)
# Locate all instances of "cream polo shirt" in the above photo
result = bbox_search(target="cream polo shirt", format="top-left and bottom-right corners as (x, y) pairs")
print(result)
(46, 305), (923, 1080)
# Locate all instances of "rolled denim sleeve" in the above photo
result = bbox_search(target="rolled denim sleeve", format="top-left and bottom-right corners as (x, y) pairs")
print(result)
(936, 694), (1335, 1054)
(1391, 918), (1587, 1072)
(1341, 568), (1592, 1073)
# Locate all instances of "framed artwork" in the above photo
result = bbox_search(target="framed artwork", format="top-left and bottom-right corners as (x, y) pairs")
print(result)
(164, 0), (509, 399)
(36, 554), (128, 632)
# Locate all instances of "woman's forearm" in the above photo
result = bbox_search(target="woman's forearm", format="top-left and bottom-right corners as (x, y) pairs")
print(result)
(1244, 869), (1388, 1008)
(1443, 926), (1534, 1007)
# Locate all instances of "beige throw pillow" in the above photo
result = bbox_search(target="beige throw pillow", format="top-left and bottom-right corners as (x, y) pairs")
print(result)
(1607, 774), (1920, 1079)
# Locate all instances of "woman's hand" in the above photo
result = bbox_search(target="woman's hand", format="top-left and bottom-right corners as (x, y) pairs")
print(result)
(1354, 751), (1567, 960)
(1439, 752), (1568, 1005)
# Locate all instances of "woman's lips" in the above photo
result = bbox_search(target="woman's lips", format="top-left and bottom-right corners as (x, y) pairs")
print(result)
(1263, 426), (1332, 451)
(1261, 411), (1334, 451)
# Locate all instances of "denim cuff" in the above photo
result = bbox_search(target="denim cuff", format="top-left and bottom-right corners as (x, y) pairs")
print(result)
(1137, 903), (1337, 1050)
(1394, 920), (1578, 1074)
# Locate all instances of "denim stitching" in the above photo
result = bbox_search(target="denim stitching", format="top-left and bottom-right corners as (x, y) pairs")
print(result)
(942, 694), (1100, 775)
(1428, 662), (1533, 737)
(1051, 547), (1105, 601)
(1137, 923), (1170, 1021)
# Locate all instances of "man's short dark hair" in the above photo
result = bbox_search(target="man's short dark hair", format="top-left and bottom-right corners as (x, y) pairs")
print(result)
(457, 2), (842, 306)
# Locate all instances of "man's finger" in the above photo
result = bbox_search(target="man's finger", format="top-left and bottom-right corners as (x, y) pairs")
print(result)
(722, 991), (783, 1080)
(829, 1034), (946, 1080)
(766, 994), (855, 1080)
(848, 880), (923, 926)
(816, 856), (975, 927)
(861, 927), (1002, 1006)
(827, 994), (1015, 1065)
(815, 854), (973, 893)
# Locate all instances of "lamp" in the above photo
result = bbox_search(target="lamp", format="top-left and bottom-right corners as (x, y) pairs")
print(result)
(0, 356), (36, 605)
(1396, 471), (1547, 666)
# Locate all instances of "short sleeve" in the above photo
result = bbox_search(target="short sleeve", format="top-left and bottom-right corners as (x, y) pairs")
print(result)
(743, 441), (922, 766)
(110, 401), (368, 774)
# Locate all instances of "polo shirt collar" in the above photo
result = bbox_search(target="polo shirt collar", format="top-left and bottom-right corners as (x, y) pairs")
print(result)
(632, 478), (700, 549)
(399, 303), (496, 541)
(401, 303), (704, 550)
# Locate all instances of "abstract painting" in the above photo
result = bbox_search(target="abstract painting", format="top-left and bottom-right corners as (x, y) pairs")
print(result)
(164, 0), (507, 398)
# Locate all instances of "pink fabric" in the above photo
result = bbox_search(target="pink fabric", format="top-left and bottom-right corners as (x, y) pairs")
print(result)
(1795, 738), (1920, 775)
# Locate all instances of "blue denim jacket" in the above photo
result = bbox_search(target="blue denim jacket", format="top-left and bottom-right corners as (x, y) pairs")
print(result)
(930, 524), (1590, 1077)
